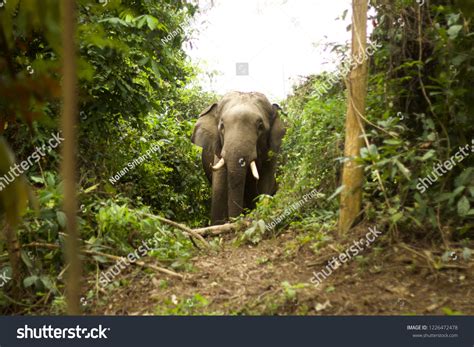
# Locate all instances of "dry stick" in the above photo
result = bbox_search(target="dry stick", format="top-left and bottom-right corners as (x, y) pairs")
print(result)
(353, 106), (397, 138)
(398, 243), (437, 272)
(193, 223), (237, 236)
(22, 242), (183, 279)
(141, 213), (209, 248)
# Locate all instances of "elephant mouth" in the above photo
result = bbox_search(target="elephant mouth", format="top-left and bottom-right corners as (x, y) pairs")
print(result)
(211, 157), (259, 180)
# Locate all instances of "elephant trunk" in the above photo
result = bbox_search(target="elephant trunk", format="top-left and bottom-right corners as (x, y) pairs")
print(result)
(222, 131), (258, 220)
(226, 157), (248, 219)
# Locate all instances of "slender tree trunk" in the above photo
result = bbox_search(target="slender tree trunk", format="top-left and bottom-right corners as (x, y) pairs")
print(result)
(339, 0), (368, 234)
(60, 0), (81, 315)
(3, 222), (22, 292)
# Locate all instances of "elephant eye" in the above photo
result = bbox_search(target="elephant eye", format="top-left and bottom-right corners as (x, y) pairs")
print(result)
(257, 119), (264, 130)
(219, 122), (224, 132)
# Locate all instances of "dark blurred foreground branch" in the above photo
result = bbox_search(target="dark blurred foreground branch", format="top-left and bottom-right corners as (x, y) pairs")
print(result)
(60, 0), (81, 315)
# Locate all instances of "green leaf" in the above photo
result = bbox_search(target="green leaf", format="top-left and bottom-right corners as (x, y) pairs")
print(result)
(435, 192), (453, 203)
(394, 159), (411, 180)
(45, 173), (55, 186)
(448, 186), (466, 201)
(442, 307), (464, 315)
(40, 275), (54, 290)
(455, 168), (473, 187)
(98, 17), (130, 27)
(383, 139), (402, 146)
(84, 183), (99, 193)
(24, 275), (39, 288)
(368, 144), (378, 156)
(447, 25), (462, 39)
(257, 219), (266, 233)
(145, 15), (159, 30)
(421, 149), (435, 161)
(390, 212), (404, 223)
(328, 185), (345, 200)
(20, 250), (33, 269)
(462, 248), (472, 261)
(56, 211), (67, 228)
(457, 196), (470, 217)
(135, 15), (147, 29)
(30, 175), (44, 183)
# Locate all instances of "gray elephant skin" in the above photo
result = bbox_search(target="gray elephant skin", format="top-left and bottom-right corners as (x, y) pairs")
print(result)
(191, 91), (286, 225)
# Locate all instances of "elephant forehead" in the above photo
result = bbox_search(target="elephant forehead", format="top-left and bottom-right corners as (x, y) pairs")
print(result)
(221, 106), (263, 122)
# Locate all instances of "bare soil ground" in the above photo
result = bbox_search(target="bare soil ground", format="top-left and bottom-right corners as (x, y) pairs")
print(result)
(88, 224), (474, 316)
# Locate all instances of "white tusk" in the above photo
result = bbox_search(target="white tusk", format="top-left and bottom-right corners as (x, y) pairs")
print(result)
(250, 161), (259, 180)
(212, 158), (225, 170)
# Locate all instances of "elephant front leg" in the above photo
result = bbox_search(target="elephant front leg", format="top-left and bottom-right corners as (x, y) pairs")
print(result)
(257, 159), (278, 196)
(211, 156), (228, 225)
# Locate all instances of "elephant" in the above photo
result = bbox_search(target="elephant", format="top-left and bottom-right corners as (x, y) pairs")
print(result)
(191, 91), (286, 225)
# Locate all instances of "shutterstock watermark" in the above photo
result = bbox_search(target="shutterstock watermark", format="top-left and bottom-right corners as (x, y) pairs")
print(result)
(99, 232), (160, 288)
(0, 132), (64, 192)
(416, 141), (473, 194)
(17, 325), (110, 339)
(161, 2), (212, 45)
(108, 145), (160, 185)
(314, 40), (382, 99)
(310, 225), (382, 287)
(266, 189), (322, 231)
(0, 269), (11, 288)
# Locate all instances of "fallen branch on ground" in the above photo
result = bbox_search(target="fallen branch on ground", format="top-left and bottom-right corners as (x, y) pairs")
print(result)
(193, 223), (238, 236)
(22, 242), (183, 279)
(140, 213), (209, 248)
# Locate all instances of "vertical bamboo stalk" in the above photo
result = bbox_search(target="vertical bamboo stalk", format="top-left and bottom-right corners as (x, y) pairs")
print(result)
(338, 0), (368, 234)
(60, 0), (81, 315)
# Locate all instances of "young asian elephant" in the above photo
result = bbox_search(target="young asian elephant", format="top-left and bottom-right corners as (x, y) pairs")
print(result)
(191, 91), (286, 225)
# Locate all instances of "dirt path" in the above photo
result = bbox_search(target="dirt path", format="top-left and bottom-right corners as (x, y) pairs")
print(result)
(90, 225), (474, 315)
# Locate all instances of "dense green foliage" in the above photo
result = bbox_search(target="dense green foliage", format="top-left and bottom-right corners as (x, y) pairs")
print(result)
(248, 0), (473, 242)
(0, 0), (212, 312)
(243, 77), (346, 244)
(364, 0), (474, 236)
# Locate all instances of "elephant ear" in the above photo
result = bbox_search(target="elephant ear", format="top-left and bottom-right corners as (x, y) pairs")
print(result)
(191, 103), (221, 156)
(269, 103), (286, 153)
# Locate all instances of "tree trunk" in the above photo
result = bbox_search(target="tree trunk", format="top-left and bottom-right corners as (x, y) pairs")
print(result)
(60, 0), (81, 315)
(338, 0), (368, 234)
(3, 222), (22, 293)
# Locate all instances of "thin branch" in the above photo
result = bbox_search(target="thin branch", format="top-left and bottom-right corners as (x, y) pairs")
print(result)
(193, 223), (237, 236)
(22, 242), (183, 279)
(140, 213), (209, 248)
(350, 98), (392, 210)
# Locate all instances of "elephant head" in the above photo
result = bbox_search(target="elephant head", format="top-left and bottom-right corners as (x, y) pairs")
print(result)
(192, 92), (286, 224)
